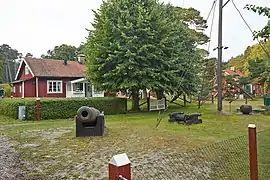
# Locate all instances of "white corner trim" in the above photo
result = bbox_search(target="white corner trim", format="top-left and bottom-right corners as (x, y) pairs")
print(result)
(14, 58), (35, 80)
(36, 77), (39, 97)
(14, 59), (24, 80)
(22, 81), (25, 98)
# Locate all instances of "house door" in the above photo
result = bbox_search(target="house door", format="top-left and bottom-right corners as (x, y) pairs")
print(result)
(85, 84), (92, 97)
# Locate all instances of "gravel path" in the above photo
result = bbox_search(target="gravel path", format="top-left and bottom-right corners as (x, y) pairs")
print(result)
(0, 137), (22, 180)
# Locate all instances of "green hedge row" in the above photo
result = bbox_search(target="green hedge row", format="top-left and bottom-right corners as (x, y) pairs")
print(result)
(0, 97), (127, 120)
(0, 98), (35, 119)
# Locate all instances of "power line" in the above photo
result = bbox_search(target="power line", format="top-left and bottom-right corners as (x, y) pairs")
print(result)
(231, 0), (270, 59)
(155, 0), (218, 128)
(206, 0), (218, 22)
(207, 0), (217, 52)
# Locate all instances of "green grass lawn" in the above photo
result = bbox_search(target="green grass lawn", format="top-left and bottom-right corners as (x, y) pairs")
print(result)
(0, 99), (270, 179)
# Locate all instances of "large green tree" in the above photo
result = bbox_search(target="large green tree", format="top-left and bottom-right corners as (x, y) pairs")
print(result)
(0, 44), (21, 82)
(85, 0), (200, 110)
(168, 6), (210, 102)
(0, 54), (4, 83)
(41, 44), (80, 61)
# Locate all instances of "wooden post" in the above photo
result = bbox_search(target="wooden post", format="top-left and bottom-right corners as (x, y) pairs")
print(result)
(211, 95), (214, 104)
(248, 124), (258, 180)
(36, 98), (41, 121)
(109, 153), (131, 180)
(198, 96), (201, 109)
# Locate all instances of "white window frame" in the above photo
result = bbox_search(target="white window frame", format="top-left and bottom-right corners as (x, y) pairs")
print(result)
(25, 66), (29, 75)
(73, 83), (84, 92)
(13, 86), (16, 93)
(19, 85), (21, 93)
(47, 80), (63, 94)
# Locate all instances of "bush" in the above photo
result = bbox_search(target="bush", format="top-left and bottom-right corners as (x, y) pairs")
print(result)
(39, 97), (127, 120)
(0, 97), (127, 120)
(0, 84), (12, 97)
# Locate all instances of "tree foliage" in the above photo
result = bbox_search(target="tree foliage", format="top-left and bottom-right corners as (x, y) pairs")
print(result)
(41, 44), (81, 61)
(245, 5), (270, 40)
(173, 7), (209, 45)
(199, 57), (216, 97)
(0, 54), (4, 83)
(248, 58), (267, 83)
(228, 40), (270, 75)
(85, 0), (203, 110)
(0, 44), (21, 82)
(25, 53), (33, 58)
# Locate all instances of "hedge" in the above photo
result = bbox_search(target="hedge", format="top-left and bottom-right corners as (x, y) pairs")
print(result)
(0, 98), (35, 119)
(0, 97), (127, 120)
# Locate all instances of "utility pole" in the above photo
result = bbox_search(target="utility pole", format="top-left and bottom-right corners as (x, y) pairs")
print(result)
(217, 0), (223, 111)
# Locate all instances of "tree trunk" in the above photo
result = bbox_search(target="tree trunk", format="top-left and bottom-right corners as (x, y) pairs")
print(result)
(131, 90), (140, 112)
(183, 94), (187, 106)
(156, 90), (164, 100)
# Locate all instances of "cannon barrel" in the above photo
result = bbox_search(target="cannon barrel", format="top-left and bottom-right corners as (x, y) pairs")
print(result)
(76, 106), (100, 123)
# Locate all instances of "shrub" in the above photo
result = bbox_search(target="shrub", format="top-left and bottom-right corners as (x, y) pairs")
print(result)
(39, 97), (127, 120)
(0, 84), (12, 97)
(0, 97), (127, 120)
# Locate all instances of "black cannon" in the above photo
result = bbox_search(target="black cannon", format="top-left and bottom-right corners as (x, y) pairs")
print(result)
(76, 106), (104, 137)
(240, 104), (252, 115)
(168, 112), (202, 125)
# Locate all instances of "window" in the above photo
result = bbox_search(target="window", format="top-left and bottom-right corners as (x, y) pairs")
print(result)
(19, 86), (21, 93)
(25, 66), (29, 75)
(13, 86), (16, 93)
(47, 80), (62, 93)
(73, 83), (83, 92)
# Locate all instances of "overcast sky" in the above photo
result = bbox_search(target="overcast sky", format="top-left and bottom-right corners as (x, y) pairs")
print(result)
(0, 0), (269, 61)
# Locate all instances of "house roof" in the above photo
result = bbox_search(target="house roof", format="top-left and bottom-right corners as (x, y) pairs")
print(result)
(16, 58), (87, 79)
(11, 78), (34, 84)
(224, 69), (245, 77)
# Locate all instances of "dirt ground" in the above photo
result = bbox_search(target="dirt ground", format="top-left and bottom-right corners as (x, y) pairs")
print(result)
(0, 137), (22, 180)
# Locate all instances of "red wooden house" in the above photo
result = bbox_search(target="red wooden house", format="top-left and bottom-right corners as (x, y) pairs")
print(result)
(212, 67), (253, 97)
(11, 57), (104, 98)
